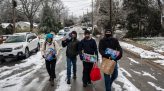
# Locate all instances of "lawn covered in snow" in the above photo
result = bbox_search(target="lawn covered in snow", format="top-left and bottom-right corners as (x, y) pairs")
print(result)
(133, 37), (164, 53)
(120, 41), (164, 66)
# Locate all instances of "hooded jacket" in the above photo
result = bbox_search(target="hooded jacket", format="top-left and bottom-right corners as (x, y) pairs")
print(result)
(99, 34), (122, 61)
(62, 32), (79, 58)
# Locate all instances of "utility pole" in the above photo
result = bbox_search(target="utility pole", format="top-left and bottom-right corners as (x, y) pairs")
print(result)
(12, 0), (17, 33)
(72, 12), (73, 20)
(110, 0), (112, 32)
(92, 0), (94, 34)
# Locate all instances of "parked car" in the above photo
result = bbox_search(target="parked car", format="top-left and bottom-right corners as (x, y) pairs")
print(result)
(64, 27), (70, 32)
(0, 32), (40, 60)
(58, 29), (66, 36)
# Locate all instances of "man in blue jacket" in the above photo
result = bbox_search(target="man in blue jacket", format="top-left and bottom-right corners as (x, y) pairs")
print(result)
(79, 30), (98, 87)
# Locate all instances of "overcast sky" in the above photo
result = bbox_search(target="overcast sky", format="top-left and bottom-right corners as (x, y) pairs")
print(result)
(61, 0), (95, 17)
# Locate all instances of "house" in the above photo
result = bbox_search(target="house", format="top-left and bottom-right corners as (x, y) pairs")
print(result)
(1, 23), (11, 29)
(16, 21), (38, 30)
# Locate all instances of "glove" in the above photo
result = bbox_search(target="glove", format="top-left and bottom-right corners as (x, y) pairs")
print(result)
(80, 54), (84, 60)
(42, 55), (45, 58)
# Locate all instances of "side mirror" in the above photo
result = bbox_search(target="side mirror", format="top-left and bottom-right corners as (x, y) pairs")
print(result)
(28, 39), (32, 42)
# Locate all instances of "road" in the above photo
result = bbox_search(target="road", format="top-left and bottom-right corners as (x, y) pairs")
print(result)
(0, 26), (164, 91)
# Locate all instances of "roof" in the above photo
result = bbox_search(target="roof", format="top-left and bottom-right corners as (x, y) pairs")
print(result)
(1, 23), (11, 28)
(16, 21), (38, 27)
(14, 32), (32, 36)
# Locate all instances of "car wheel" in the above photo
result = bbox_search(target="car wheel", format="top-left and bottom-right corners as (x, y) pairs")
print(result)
(0, 59), (5, 64)
(25, 48), (30, 58)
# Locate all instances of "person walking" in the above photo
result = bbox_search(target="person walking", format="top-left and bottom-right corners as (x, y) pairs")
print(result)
(99, 29), (122, 91)
(41, 33), (60, 86)
(78, 30), (98, 87)
(62, 31), (80, 84)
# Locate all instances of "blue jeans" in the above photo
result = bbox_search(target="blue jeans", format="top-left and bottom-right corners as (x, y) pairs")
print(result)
(67, 57), (77, 80)
(104, 66), (118, 91)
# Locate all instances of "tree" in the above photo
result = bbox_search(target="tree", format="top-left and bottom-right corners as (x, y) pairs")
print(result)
(96, 0), (125, 32)
(39, 2), (57, 34)
(19, 0), (43, 31)
(123, 0), (163, 37)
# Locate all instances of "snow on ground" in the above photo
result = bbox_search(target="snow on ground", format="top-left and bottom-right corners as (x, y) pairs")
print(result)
(55, 70), (71, 91)
(148, 82), (164, 91)
(120, 68), (132, 77)
(114, 67), (140, 91)
(120, 41), (164, 60)
(142, 71), (157, 80)
(154, 60), (164, 66)
(0, 52), (44, 91)
(134, 37), (164, 53)
(130, 69), (142, 75)
(128, 57), (140, 64)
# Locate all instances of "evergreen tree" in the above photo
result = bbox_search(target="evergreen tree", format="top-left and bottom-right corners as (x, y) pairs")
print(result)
(123, 0), (162, 37)
(39, 3), (57, 34)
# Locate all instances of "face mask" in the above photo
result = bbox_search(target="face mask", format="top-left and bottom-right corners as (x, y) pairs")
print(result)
(105, 34), (112, 38)
(85, 36), (90, 39)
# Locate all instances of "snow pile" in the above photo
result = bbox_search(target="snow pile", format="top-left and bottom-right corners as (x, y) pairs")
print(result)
(120, 42), (164, 59)
(154, 60), (164, 66)
(55, 70), (71, 91)
(0, 52), (44, 91)
(148, 82), (164, 91)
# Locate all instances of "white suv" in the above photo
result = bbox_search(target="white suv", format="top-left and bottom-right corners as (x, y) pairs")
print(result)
(0, 32), (40, 60)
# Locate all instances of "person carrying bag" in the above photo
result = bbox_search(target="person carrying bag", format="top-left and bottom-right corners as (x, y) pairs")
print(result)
(99, 29), (122, 91)
(90, 63), (101, 81)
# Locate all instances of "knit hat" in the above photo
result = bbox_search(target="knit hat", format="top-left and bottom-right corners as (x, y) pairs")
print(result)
(46, 33), (53, 40)
(84, 30), (91, 35)
(105, 29), (112, 33)
(72, 31), (77, 35)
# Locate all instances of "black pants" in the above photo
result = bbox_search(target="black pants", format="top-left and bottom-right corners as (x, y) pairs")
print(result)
(82, 61), (94, 84)
(45, 59), (56, 80)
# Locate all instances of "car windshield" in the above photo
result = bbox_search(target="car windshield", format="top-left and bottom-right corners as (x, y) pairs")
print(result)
(5, 35), (26, 43)
(64, 28), (70, 32)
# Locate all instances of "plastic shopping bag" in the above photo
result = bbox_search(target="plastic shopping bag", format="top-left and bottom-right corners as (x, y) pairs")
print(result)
(90, 63), (101, 81)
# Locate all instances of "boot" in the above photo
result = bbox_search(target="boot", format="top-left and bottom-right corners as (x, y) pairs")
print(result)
(67, 79), (71, 84)
(83, 83), (87, 87)
(51, 79), (54, 86)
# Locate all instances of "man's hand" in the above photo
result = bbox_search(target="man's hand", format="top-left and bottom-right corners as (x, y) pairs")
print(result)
(42, 55), (45, 58)
(80, 54), (84, 60)
(62, 37), (66, 41)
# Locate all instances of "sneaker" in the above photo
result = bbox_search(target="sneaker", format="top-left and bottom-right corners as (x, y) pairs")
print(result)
(67, 79), (71, 84)
(83, 83), (87, 87)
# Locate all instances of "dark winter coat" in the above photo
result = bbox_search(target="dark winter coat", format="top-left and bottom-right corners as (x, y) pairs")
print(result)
(99, 37), (122, 61)
(62, 38), (79, 58)
(78, 38), (98, 60)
